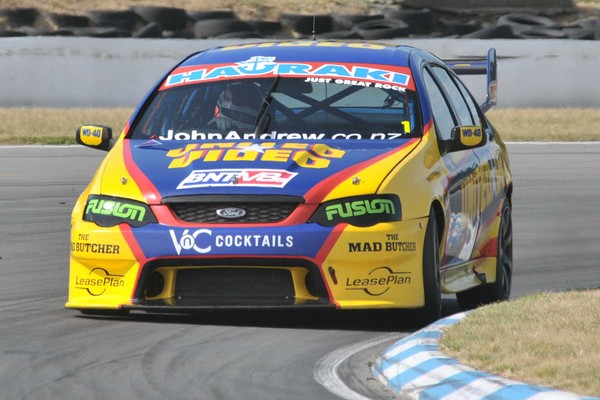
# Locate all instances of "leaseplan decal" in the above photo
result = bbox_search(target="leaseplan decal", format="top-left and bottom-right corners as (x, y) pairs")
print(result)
(177, 168), (297, 189)
(162, 56), (412, 89)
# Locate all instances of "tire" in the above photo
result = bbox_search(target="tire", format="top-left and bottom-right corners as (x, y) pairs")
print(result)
(44, 12), (89, 28)
(187, 10), (237, 22)
(352, 18), (410, 39)
(439, 18), (481, 36)
(0, 8), (38, 27)
(42, 29), (75, 37)
(247, 20), (283, 35)
(562, 27), (595, 40)
(133, 21), (163, 38)
(383, 8), (435, 35)
(0, 29), (27, 37)
(193, 18), (253, 38)
(517, 27), (567, 39)
(461, 24), (517, 39)
(280, 13), (333, 35)
(318, 30), (362, 39)
(70, 27), (131, 38)
(421, 208), (442, 324)
(213, 31), (264, 39)
(13, 26), (39, 36)
(497, 13), (557, 34)
(331, 13), (382, 30)
(133, 6), (188, 31)
(456, 200), (513, 310)
(86, 10), (137, 31)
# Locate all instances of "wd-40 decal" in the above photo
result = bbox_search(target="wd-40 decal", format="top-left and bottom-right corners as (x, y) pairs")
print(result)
(166, 142), (345, 169)
(177, 169), (297, 189)
(163, 58), (412, 90)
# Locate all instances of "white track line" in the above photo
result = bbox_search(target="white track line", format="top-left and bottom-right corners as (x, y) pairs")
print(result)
(314, 333), (403, 400)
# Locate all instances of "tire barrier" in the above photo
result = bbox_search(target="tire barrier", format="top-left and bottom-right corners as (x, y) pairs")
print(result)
(86, 10), (136, 31)
(0, 7), (37, 27)
(43, 12), (89, 29)
(193, 18), (254, 39)
(350, 18), (411, 40)
(0, 6), (598, 40)
(280, 13), (333, 35)
(132, 6), (188, 31)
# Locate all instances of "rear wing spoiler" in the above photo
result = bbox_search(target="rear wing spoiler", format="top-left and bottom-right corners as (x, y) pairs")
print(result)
(445, 48), (497, 113)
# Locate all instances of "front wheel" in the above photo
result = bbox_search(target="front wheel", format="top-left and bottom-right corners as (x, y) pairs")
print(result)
(456, 199), (513, 310)
(421, 208), (442, 324)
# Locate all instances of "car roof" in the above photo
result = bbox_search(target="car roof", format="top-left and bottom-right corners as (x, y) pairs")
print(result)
(179, 41), (416, 69)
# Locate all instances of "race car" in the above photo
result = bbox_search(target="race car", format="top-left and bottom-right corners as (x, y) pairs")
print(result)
(66, 41), (512, 322)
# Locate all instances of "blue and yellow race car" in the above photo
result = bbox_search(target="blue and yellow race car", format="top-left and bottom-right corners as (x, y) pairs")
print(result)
(67, 41), (512, 322)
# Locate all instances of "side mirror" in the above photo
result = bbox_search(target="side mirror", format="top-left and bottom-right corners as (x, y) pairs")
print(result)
(75, 125), (113, 151)
(449, 126), (487, 152)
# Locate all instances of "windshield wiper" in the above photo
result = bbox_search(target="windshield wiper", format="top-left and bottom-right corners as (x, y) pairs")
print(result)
(254, 75), (280, 134)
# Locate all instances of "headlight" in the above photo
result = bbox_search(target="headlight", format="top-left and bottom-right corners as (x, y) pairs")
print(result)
(83, 195), (157, 227)
(309, 195), (401, 227)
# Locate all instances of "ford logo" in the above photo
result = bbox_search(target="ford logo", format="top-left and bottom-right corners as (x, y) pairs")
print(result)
(216, 207), (247, 219)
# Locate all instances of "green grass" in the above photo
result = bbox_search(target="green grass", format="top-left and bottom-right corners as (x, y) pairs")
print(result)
(440, 290), (600, 396)
(0, 108), (133, 145)
(1, 107), (599, 145)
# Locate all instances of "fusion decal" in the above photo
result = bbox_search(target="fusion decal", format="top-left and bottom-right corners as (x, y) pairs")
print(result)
(83, 195), (156, 227)
(85, 198), (147, 223)
(310, 195), (401, 227)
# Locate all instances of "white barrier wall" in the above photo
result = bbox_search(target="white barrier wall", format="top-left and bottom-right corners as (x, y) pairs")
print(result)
(1, 37), (599, 108)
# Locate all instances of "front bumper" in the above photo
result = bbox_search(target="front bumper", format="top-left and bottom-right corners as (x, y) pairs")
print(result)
(66, 217), (428, 313)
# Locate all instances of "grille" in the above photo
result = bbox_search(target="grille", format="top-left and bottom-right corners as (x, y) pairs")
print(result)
(174, 268), (295, 300)
(169, 202), (298, 223)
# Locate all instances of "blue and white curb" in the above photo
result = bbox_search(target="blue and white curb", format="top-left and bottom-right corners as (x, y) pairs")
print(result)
(373, 312), (599, 400)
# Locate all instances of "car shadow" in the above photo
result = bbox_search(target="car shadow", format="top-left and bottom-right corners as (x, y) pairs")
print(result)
(77, 297), (463, 333)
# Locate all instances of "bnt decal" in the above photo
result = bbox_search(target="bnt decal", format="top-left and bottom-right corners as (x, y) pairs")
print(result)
(177, 169), (297, 189)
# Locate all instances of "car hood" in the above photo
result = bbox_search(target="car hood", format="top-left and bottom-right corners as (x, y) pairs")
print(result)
(112, 138), (419, 204)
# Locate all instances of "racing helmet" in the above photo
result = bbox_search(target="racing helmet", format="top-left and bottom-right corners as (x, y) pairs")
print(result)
(213, 81), (263, 131)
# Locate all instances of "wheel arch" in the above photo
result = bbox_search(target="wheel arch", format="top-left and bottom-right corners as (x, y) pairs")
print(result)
(505, 182), (513, 207)
(430, 199), (445, 239)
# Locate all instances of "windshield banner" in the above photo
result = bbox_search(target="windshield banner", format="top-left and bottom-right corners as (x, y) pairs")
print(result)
(162, 58), (414, 91)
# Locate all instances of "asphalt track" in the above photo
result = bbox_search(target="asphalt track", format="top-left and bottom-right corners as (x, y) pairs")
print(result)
(0, 142), (599, 400)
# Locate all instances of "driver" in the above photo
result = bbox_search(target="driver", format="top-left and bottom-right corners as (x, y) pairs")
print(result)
(210, 81), (263, 131)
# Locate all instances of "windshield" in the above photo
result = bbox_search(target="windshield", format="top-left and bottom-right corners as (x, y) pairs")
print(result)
(130, 77), (421, 141)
